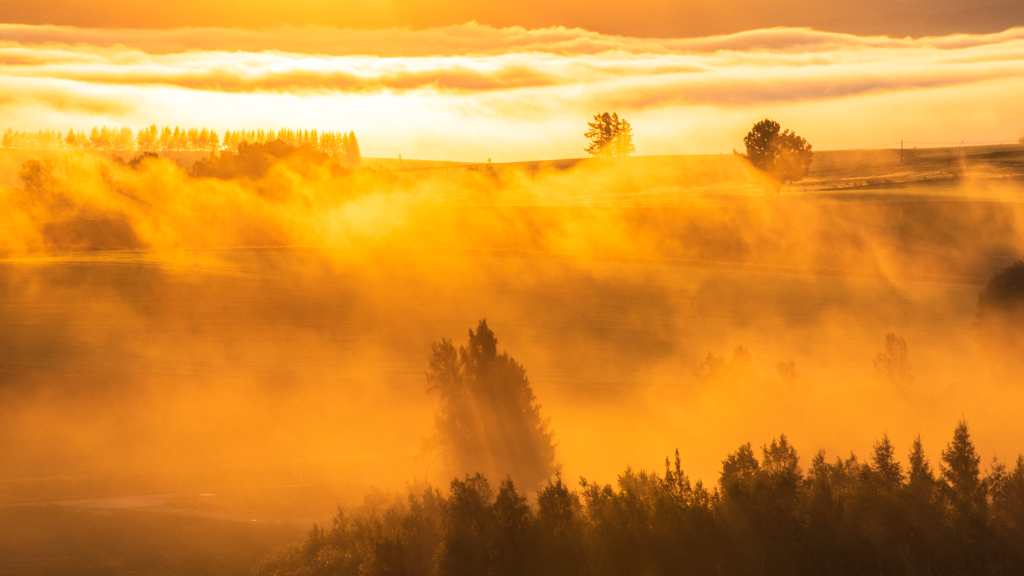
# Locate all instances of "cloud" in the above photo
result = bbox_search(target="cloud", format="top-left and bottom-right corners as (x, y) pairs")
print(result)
(1, 23), (1023, 160)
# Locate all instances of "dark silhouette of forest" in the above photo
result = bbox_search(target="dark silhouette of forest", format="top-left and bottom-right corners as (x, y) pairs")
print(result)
(254, 419), (1024, 576)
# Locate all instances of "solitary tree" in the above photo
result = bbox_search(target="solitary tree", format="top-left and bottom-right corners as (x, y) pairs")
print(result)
(427, 320), (556, 492)
(584, 112), (635, 158)
(737, 119), (813, 196)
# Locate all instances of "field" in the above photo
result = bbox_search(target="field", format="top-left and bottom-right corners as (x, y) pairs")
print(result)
(1, 144), (1023, 574)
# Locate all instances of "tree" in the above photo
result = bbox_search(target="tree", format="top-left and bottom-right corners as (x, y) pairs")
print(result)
(941, 419), (985, 519)
(344, 131), (361, 167)
(584, 112), (635, 158)
(427, 320), (556, 492)
(871, 434), (903, 492)
(874, 333), (913, 388)
(738, 119), (813, 195)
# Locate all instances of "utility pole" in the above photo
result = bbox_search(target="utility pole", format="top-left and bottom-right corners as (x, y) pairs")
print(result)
(900, 140), (903, 164)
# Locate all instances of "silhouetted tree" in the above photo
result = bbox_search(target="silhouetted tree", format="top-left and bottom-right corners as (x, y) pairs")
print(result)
(738, 119), (813, 196)
(941, 420), (985, 519)
(427, 320), (556, 493)
(584, 112), (635, 158)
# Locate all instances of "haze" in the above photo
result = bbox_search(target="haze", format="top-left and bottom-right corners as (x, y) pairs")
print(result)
(1, 0), (1024, 573)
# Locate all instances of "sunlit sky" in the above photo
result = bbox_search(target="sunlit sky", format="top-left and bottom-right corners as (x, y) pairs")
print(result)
(2, 17), (1023, 160)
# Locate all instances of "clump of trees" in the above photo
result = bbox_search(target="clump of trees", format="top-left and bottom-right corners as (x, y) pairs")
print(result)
(736, 118), (813, 196)
(584, 112), (635, 158)
(256, 420), (1024, 576)
(1, 125), (361, 165)
(427, 320), (556, 493)
(191, 139), (342, 179)
(976, 259), (1024, 358)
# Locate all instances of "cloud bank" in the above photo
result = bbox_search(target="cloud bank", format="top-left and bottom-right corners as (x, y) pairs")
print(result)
(1, 23), (1022, 160)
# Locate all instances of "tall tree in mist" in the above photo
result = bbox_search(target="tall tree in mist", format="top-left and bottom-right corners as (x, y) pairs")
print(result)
(737, 118), (813, 196)
(427, 320), (556, 492)
(584, 112), (635, 158)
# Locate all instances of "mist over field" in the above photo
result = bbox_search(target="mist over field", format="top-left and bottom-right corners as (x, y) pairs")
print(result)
(2, 143), (1023, 508)
(3, 1), (1024, 572)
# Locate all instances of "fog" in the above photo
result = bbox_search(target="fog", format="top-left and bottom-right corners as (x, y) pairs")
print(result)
(1, 144), (1022, 512)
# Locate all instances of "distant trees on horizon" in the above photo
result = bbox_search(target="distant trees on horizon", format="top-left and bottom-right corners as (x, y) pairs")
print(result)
(1, 125), (361, 164)
(584, 112), (635, 158)
(737, 118), (813, 196)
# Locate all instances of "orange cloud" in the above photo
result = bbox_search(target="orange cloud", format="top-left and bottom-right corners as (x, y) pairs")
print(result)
(1, 24), (1023, 160)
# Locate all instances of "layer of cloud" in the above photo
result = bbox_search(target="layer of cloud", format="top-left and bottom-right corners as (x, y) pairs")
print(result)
(1, 23), (1023, 160)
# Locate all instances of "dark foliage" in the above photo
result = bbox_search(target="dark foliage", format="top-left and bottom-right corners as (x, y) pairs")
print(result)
(112, 151), (160, 170)
(257, 420), (1024, 576)
(191, 140), (334, 180)
(977, 260), (1024, 321)
(739, 118), (813, 194)
(976, 260), (1024, 360)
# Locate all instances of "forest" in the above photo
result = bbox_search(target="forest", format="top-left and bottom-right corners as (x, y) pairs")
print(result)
(0, 125), (360, 161)
(254, 420), (1024, 576)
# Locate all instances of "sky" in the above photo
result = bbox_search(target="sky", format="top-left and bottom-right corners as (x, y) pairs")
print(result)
(2, 23), (1023, 161)
(3, 0), (1023, 37)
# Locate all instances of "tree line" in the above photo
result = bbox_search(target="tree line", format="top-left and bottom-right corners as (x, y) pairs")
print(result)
(0, 126), (360, 163)
(254, 420), (1024, 576)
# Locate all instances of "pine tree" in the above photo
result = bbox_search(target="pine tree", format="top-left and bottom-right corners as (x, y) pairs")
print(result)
(345, 131), (361, 167)
(872, 434), (904, 492)
(941, 419), (985, 518)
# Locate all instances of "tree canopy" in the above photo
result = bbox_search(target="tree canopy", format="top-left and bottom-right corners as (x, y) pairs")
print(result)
(584, 112), (635, 158)
(739, 118), (813, 194)
(258, 420), (1024, 576)
(427, 320), (556, 493)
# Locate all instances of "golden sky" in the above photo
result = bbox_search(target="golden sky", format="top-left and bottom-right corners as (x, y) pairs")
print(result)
(1, 0), (1020, 37)
(2, 23), (1022, 161)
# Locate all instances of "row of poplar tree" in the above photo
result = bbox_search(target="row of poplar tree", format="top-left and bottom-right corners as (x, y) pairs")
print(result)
(255, 420), (1024, 576)
(0, 126), (360, 160)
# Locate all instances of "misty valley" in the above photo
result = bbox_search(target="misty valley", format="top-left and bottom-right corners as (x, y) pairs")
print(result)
(1, 137), (1024, 575)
